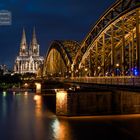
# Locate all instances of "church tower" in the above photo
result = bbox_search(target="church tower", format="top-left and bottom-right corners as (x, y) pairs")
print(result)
(29, 28), (39, 56)
(19, 28), (28, 56)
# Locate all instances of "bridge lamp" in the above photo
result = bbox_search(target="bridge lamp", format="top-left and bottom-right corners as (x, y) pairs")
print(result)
(116, 63), (119, 67)
(24, 83), (28, 88)
(98, 66), (101, 70)
(85, 68), (88, 71)
(105, 72), (108, 76)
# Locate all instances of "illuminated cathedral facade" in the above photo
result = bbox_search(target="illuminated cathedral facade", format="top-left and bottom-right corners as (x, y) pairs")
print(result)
(14, 28), (44, 74)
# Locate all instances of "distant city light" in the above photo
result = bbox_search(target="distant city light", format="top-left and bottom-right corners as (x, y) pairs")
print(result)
(24, 92), (28, 96)
(13, 92), (16, 95)
(24, 83), (28, 87)
(3, 91), (6, 97)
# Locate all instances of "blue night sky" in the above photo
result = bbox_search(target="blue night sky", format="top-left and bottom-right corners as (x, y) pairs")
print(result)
(0, 0), (115, 69)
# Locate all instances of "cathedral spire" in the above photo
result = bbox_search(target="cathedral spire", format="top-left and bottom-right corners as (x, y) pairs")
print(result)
(32, 27), (37, 44)
(19, 28), (28, 56)
(21, 28), (27, 45)
(29, 27), (39, 56)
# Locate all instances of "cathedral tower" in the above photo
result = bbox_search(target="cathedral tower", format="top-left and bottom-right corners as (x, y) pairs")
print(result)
(29, 28), (39, 56)
(19, 28), (28, 56)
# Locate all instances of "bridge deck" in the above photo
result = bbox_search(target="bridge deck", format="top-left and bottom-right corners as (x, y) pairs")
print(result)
(60, 77), (140, 87)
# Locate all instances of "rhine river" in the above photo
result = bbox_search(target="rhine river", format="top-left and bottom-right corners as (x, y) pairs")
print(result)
(0, 91), (140, 140)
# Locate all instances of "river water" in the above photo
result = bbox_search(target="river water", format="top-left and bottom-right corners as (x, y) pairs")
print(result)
(0, 91), (140, 140)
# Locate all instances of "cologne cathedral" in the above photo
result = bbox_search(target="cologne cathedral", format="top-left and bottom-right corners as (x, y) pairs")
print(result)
(14, 28), (44, 74)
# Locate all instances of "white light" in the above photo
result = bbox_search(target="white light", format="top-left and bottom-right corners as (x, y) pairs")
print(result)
(85, 68), (88, 71)
(24, 83), (28, 87)
(98, 66), (101, 70)
(24, 92), (28, 96)
(35, 83), (41, 93)
(34, 95), (41, 101)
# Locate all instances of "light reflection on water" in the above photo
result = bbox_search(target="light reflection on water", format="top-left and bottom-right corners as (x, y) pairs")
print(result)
(0, 92), (140, 140)
(52, 118), (72, 140)
(2, 91), (7, 118)
(34, 94), (42, 117)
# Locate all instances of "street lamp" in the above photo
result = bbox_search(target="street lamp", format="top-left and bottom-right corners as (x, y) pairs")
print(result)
(85, 68), (88, 72)
(116, 63), (120, 76)
(116, 63), (119, 67)
(98, 66), (101, 70)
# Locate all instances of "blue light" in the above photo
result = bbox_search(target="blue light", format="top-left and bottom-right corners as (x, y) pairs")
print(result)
(134, 68), (138, 76)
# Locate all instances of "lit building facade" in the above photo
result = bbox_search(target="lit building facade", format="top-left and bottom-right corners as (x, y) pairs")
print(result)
(14, 28), (44, 74)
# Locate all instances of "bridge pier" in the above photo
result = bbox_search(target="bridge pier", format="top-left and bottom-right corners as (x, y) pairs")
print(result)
(56, 90), (70, 116)
(35, 82), (41, 94)
(55, 89), (113, 116)
(55, 88), (140, 116)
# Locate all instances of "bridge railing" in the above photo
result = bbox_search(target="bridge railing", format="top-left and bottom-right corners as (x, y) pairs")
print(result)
(67, 76), (140, 86)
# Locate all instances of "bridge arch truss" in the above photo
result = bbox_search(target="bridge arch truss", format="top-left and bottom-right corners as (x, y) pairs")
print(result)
(73, 0), (140, 77)
(43, 41), (80, 77)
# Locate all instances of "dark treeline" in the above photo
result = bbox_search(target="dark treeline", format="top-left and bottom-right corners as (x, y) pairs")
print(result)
(0, 74), (22, 90)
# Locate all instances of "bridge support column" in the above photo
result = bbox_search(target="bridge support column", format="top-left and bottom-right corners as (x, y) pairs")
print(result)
(35, 83), (41, 94)
(71, 64), (74, 77)
(56, 89), (70, 116)
(136, 10), (140, 76)
(121, 19), (125, 76)
(56, 89), (113, 116)
(95, 42), (98, 76)
(111, 25), (115, 76)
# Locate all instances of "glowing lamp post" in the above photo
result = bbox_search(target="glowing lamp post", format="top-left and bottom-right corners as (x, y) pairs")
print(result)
(35, 83), (41, 94)
(85, 68), (88, 72)
(116, 63), (119, 67)
(116, 63), (120, 76)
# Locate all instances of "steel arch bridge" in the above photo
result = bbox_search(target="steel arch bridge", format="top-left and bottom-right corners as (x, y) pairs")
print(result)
(73, 0), (140, 77)
(43, 40), (80, 77)
(43, 0), (140, 83)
